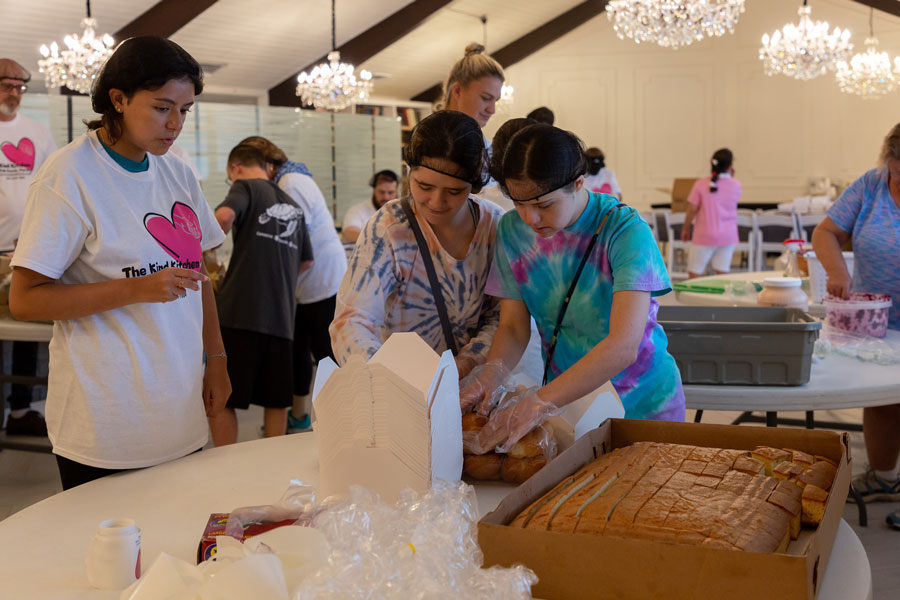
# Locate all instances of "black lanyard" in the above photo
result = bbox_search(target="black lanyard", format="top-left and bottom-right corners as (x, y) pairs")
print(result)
(542, 204), (623, 385)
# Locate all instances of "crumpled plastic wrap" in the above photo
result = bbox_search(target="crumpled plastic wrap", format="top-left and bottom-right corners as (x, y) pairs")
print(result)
(225, 480), (322, 539)
(814, 324), (900, 364)
(293, 480), (537, 599)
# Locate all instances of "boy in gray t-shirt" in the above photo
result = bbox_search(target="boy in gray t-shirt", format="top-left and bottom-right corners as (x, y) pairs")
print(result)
(209, 144), (313, 445)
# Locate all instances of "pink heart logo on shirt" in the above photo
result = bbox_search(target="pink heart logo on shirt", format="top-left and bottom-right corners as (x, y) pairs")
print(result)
(599, 183), (612, 194)
(143, 202), (202, 270)
(1, 137), (35, 171)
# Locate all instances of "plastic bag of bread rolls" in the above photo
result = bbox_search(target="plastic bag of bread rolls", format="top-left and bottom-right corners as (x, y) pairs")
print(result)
(461, 412), (558, 484)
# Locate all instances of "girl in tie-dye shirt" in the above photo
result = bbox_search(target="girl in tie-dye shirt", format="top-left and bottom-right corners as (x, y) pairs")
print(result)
(329, 111), (504, 377)
(461, 121), (684, 454)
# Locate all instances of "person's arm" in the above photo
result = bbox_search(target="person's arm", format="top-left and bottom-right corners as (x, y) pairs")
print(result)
(681, 203), (697, 241)
(215, 206), (236, 235)
(479, 298), (531, 372)
(342, 227), (361, 243)
(811, 217), (852, 298)
(9, 265), (207, 321)
(538, 290), (649, 408)
(454, 295), (501, 378)
(200, 261), (230, 416)
(328, 216), (395, 363)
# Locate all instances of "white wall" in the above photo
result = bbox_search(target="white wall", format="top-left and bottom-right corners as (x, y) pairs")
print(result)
(485, 0), (900, 211)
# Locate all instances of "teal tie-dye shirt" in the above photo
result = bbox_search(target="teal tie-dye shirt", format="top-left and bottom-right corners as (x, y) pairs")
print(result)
(486, 192), (685, 421)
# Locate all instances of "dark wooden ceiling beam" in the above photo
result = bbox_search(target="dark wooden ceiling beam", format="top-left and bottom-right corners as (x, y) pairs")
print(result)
(269, 0), (453, 107)
(411, 0), (609, 103)
(849, 0), (900, 19)
(114, 0), (220, 40)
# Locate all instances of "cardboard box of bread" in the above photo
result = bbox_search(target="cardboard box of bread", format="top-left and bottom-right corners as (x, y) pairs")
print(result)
(478, 418), (850, 600)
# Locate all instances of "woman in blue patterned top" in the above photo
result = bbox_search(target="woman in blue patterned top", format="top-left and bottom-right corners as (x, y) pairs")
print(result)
(812, 122), (900, 529)
(461, 121), (684, 454)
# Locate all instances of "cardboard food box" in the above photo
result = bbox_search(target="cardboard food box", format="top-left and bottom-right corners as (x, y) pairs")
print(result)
(196, 513), (296, 563)
(478, 419), (850, 600)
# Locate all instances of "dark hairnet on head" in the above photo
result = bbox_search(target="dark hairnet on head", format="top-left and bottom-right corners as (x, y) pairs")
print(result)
(403, 110), (490, 193)
(495, 123), (588, 202)
(489, 117), (534, 184)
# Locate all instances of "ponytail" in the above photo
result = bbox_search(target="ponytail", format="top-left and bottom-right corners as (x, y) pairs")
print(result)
(709, 148), (733, 193)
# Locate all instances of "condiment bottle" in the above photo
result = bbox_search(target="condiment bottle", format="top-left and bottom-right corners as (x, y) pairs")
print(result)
(86, 518), (141, 590)
(757, 277), (809, 310)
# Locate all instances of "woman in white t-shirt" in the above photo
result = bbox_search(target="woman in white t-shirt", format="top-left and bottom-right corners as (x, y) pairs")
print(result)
(583, 147), (622, 201)
(9, 37), (229, 489)
(239, 136), (347, 430)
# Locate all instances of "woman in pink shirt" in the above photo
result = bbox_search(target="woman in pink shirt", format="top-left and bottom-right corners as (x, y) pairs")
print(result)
(681, 148), (741, 278)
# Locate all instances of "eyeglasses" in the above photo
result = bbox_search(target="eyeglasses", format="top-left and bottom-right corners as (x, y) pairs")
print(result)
(0, 82), (27, 94)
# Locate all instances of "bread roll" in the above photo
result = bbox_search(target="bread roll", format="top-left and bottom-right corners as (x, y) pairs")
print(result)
(461, 411), (487, 432)
(463, 453), (503, 480)
(500, 456), (547, 484)
(507, 422), (556, 459)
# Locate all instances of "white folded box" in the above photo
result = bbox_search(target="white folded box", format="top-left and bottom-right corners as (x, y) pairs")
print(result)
(312, 333), (463, 503)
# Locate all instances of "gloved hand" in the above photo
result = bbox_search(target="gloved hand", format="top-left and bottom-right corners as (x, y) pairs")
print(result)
(470, 387), (560, 455)
(458, 360), (510, 415)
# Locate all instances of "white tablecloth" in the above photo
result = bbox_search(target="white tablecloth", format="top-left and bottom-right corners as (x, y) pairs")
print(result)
(0, 432), (870, 599)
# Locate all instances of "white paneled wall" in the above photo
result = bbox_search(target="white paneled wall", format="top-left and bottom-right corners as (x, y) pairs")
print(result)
(485, 0), (900, 211)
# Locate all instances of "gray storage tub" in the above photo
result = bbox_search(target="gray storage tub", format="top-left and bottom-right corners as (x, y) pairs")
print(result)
(658, 306), (821, 386)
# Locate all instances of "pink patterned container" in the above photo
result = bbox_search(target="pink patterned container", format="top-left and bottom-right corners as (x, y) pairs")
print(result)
(823, 293), (892, 338)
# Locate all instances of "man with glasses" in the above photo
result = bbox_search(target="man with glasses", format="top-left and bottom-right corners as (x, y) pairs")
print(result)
(0, 58), (56, 437)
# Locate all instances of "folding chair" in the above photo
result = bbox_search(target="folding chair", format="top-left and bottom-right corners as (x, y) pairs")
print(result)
(733, 210), (757, 272)
(794, 212), (827, 242)
(663, 211), (690, 280)
(754, 212), (800, 271)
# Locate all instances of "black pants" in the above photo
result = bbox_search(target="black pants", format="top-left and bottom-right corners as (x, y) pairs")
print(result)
(56, 448), (203, 490)
(293, 295), (336, 396)
(8, 341), (38, 410)
(56, 455), (125, 490)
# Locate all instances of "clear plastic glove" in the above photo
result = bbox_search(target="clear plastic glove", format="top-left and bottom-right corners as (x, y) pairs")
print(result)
(471, 387), (560, 455)
(458, 360), (510, 415)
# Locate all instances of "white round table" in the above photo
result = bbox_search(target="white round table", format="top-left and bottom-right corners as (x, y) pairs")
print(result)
(0, 433), (871, 599)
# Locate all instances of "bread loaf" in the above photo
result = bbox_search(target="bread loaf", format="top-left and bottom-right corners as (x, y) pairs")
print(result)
(510, 441), (838, 554)
(461, 410), (557, 484)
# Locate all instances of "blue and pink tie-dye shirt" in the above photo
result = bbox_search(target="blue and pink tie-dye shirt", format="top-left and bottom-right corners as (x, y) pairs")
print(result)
(486, 192), (685, 421)
(828, 167), (900, 330)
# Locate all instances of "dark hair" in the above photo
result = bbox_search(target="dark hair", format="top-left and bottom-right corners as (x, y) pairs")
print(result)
(238, 136), (288, 171)
(709, 148), (733, 193)
(585, 147), (605, 175)
(227, 144), (267, 170)
(494, 123), (588, 201)
(370, 169), (399, 187)
(404, 110), (489, 193)
(526, 107), (554, 125)
(490, 118), (534, 183)
(87, 36), (203, 143)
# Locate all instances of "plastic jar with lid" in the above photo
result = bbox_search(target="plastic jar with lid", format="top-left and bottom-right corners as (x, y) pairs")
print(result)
(757, 277), (809, 310)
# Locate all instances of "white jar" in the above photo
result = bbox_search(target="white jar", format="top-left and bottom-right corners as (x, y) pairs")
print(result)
(86, 518), (141, 590)
(757, 277), (809, 310)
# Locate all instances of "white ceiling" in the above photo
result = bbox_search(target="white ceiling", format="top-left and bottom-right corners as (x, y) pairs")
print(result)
(1, 0), (585, 101)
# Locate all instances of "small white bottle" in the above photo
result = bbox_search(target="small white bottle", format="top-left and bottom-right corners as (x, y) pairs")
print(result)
(86, 518), (141, 590)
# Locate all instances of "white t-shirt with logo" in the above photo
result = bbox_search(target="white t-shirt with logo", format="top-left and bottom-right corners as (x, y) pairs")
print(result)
(0, 113), (57, 250)
(342, 200), (376, 234)
(278, 172), (347, 304)
(11, 131), (226, 469)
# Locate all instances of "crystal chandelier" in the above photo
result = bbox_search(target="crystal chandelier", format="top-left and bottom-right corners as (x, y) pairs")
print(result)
(835, 9), (900, 99)
(38, 0), (114, 94)
(296, 0), (372, 111)
(759, 0), (852, 81)
(606, 0), (746, 49)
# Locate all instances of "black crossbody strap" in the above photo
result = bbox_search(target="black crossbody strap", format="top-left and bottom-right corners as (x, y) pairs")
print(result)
(400, 197), (459, 356)
(543, 203), (624, 385)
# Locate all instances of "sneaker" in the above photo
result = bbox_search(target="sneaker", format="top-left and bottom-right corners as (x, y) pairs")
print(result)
(4, 410), (48, 437)
(850, 467), (900, 503)
(887, 509), (900, 531)
(287, 410), (311, 433)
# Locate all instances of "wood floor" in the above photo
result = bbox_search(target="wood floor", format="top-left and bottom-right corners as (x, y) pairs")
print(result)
(1, 404), (898, 598)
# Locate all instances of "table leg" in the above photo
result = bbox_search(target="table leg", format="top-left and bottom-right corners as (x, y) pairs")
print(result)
(806, 411), (815, 429)
(850, 486), (868, 527)
(693, 410), (703, 423)
(766, 412), (778, 427)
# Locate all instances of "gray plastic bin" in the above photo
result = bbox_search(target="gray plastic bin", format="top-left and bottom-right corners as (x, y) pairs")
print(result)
(658, 306), (821, 386)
